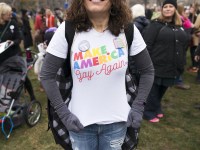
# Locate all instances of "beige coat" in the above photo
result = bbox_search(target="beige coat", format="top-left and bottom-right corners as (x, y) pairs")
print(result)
(193, 14), (200, 46)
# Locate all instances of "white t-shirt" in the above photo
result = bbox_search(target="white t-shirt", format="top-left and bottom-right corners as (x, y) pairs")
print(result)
(47, 22), (146, 127)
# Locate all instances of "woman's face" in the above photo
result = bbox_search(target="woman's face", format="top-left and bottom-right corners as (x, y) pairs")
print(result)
(2, 11), (12, 22)
(162, 4), (176, 18)
(189, 7), (194, 13)
(185, 9), (190, 18)
(84, 0), (111, 15)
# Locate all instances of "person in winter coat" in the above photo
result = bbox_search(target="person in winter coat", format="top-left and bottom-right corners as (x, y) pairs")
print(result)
(143, 0), (188, 123)
(21, 9), (34, 62)
(194, 44), (200, 110)
(0, 5), (21, 62)
(45, 9), (55, 28)
(188, 3), (199, 73)
(0, 3), (36, 101)
(172, 3), (192, 90)
(131, 4), (150, 34)
(195, 44), (200, 83)
(34, 8), (46, 44)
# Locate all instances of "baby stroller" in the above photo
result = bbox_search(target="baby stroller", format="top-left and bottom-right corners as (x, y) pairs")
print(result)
(0, 55), (42, 139)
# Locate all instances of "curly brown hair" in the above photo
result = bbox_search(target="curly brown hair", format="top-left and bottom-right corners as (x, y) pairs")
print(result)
(66, 0), (132, 36)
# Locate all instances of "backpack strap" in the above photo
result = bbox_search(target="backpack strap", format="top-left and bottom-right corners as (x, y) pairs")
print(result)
(64, 20), (75, 77)
(124, 22), (137, 75)
(124, 23), (134, 53)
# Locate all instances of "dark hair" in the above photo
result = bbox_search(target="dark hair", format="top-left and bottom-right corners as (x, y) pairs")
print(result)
(12, 7), (17, 13)
(39, 8), (45, 15)
(66, 0), (132, 36)
(21, 9), (27, 16)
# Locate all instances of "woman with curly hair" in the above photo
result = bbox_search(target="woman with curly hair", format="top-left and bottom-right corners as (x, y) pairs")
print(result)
(41, 0), (154, 149)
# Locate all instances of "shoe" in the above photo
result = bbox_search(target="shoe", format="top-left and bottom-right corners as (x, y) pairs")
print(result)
(157, 113), (164, 118)
(187, 67), (198, 73)
(196, 79), (200, 84)
(174, 84), (190, 90)
(194, 104), (200, 110)
(149, 117), (159, 123)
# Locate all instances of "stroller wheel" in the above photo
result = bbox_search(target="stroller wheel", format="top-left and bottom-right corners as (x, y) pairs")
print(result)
(24, 100), (42, 127)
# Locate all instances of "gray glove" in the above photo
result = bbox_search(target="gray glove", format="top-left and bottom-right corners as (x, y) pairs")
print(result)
(127, 107), (143, 129)
(56, 103), (84, 132)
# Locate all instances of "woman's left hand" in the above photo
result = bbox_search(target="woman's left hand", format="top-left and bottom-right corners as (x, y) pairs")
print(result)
(127, 108), (143, 129)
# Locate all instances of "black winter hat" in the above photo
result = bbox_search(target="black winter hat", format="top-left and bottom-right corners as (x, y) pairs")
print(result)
(162, 0), (177, 9)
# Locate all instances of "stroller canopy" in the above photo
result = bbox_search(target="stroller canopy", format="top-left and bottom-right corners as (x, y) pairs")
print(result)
(0, 56), (27, 99)
(0, 56), (27, 79)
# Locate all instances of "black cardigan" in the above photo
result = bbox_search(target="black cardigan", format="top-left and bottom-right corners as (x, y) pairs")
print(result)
(0, 20), (22, 64)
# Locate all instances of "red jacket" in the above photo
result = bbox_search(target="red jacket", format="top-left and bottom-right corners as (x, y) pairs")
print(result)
(34, 14), (46, 31)
(46, 15), (55, 28)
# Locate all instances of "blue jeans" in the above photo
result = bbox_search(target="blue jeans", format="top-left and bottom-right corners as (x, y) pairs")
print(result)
(69, 122), (127, 150)
(174, 75), (183, 85)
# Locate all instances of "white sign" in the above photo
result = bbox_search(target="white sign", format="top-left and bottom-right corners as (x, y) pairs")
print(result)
(0, 41), (13, 54)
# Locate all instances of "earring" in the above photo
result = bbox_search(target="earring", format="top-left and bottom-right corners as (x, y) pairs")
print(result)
(110, 7), (117, 16)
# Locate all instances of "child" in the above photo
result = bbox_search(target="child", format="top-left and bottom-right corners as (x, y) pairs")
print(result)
(34, 27), (57, 91)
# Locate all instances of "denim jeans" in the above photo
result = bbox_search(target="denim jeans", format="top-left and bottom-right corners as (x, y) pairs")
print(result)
(174, 75), (183, 85)
(69, 122), (127, 150)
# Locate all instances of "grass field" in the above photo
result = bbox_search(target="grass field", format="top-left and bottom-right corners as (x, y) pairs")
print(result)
(0, 52), (200, 150)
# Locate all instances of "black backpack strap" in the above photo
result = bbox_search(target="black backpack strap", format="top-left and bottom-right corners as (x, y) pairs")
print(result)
(124, 22), (137, 75)
(124, 22), (134, 53)
(64, 20), (75, 77)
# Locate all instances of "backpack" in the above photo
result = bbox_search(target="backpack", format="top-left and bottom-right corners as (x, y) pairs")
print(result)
(47, 21), (139, 150)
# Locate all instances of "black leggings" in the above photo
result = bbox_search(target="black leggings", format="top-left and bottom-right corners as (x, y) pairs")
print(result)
(190, 46), (198, 67)
(144, 83), (168, 120)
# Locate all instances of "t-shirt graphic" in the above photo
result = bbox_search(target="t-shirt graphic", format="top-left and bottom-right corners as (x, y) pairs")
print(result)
(72, 38), (127, 82)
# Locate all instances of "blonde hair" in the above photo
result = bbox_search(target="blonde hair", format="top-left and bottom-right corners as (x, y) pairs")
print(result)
(131, 4), (145, 19)
(158, 10), (182, 26)
(177, 3), (184, 16)
(46, 9), (53, 16)
(0, 3), (12, 24)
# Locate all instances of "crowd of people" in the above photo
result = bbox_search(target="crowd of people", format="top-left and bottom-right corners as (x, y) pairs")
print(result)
(0, 0), (199, 149)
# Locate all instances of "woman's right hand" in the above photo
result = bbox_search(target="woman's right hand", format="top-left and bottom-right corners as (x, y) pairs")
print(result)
(6, 40), (14, 46)
(56, 103), (84, 132)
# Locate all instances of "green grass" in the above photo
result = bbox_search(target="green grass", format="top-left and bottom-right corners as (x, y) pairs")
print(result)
(0, 53), (200, 150)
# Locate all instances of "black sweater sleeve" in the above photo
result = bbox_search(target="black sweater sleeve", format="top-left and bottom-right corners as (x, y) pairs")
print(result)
(40, 53), (66, 109)
(129, 48), (154, 110)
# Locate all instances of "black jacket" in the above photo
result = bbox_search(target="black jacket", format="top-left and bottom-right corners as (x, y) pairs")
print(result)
(0, 20), (22, 64)
(134, 16), (150, 34)
(22, 16), (33, 48)
(143, 20), (188, 78)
